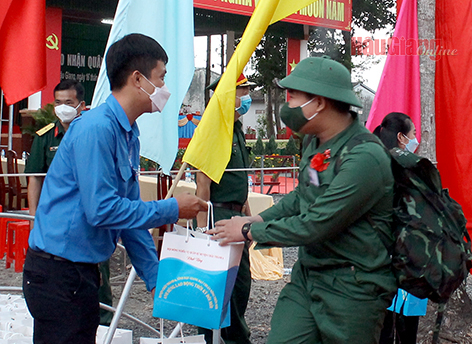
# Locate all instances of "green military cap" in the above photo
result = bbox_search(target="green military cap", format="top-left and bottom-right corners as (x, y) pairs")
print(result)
(277, 56), (362, 108)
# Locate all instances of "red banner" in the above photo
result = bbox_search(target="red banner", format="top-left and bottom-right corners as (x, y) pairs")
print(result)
(42, 7), (62, 105)
(194, 0), (352, 31)
(0, 0), (46, 105)
(435, 0), (472, 230)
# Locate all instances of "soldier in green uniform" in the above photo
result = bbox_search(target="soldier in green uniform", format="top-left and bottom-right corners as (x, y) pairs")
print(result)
(25, 80), (85, 214)
(195, 73), (255, 344)
(25, 79), (113, 325)
(209, 57), (397, 344)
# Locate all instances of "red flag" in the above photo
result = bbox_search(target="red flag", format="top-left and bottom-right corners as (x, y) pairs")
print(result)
(365, 0), (421, 141)
(0, 0), (46, 105)
(435, 0), (472, 230)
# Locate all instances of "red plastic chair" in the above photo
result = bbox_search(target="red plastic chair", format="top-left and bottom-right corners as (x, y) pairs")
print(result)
(0, 205), (22, 259)
(5, 220), (30, 272)
(6, 150), (28, 210)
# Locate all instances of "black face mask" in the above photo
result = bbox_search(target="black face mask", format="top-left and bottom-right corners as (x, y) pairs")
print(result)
(279, 98), (318, 132)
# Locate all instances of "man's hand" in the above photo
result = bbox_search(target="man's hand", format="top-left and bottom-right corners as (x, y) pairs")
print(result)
(174, 193), (208, 219)
(208, 215), (262, 246)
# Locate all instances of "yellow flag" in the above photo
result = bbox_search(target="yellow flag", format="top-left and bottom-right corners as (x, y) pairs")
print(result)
(183, 0), (318, 182)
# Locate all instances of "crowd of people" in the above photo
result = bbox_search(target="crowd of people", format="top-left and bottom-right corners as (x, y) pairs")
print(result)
(20, 32), (443, 344)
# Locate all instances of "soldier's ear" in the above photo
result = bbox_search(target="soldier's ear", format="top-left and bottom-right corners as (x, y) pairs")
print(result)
(78, 101), (86, 113)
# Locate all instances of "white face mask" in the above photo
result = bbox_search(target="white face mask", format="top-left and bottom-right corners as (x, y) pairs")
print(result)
(301, 98), (319, 121)
(403, 134), (419, 153)
(140, 74), (171, 113)
(55, 103), (81, 123)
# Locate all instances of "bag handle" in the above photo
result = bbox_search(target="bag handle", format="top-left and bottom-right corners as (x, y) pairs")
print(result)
(159, 318), (186, 342)
(184, 202), (213, 246)
(185, 220), (192, 243)
(206, 201), (214, 229)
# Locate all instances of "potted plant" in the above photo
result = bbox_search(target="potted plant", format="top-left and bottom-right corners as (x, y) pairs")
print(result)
(245, 126), (256, 139)
(140, 157), (157, 171)
(255, 172), (262, 183)
(276, 127), (289, 139)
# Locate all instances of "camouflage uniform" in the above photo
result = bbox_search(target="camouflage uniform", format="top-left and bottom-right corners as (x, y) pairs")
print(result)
(251, 120), (397, 344)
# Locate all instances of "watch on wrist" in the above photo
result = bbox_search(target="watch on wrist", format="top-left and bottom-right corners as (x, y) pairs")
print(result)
(241, 222), (252, 241)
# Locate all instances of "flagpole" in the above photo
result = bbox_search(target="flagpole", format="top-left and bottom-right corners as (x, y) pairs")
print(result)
(8, 105), (13, 150)
(165, 162), (187, 200)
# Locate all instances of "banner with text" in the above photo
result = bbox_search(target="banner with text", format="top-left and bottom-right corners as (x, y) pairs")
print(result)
(60, 22), (110, 105)
(194, 0), (352, 31)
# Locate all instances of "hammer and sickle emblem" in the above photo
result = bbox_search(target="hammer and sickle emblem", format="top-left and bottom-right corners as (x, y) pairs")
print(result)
(46, 33), (59, 50)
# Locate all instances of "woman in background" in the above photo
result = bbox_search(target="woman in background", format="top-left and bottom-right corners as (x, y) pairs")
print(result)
(374, 112), (426, 344)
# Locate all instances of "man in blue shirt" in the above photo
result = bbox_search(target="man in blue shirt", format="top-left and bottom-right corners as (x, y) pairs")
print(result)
(22, 33), (207, 344)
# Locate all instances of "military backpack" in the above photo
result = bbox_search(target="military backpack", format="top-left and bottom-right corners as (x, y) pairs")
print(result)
(336, 134), (472, 303)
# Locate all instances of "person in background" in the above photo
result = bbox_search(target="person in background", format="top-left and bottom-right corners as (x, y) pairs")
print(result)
(22, 33), (207, 344)
(374, 112), (425, 344)
(195, 73), (255, 344)
(208, 56), (397, 344)
(25, 79), (85, 218)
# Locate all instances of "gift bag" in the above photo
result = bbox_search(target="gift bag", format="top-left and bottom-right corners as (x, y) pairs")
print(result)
(153, 204), (244, 329)
(387, 288), (428, 316)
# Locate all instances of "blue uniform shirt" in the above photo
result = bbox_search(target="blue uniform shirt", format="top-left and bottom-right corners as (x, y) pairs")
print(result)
(29, 95), (179, 291)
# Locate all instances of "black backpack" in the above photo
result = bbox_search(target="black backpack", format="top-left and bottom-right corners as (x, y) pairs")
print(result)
(335, 133), (472, 303)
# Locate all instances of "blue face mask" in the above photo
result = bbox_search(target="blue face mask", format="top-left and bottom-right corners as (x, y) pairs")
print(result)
(403, 135), (419, 153)
(236, 94), (252, 115)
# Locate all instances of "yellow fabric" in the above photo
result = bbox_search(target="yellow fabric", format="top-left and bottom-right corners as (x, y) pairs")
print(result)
(249, 242), (284, 281)
(183, 0), (318, 183)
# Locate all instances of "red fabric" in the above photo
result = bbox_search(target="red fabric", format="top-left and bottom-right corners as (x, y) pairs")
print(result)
(366, 0), (421, 139)
(186, 114), (193, 121)
(1, 125), (21, 134)
(236, 73), (248, 86)
(42, 7), (62, 106)
(178, 138), (191, 149)
(435, 0), (472, 230)
(0, 0), (46, 105)
(397, 0), (404, 17)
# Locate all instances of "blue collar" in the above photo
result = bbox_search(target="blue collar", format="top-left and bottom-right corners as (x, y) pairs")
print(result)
(106, 95), (140, 138)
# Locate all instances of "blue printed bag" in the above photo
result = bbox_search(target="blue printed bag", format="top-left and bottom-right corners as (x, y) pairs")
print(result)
(153, 225), (244, 329)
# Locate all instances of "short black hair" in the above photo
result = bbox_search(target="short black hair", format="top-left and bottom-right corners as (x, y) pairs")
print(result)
(373, 112), (413, 149)
(54, 80), (85, 102)
(329, 99), (351, 114)
(106, 33), (168, 91)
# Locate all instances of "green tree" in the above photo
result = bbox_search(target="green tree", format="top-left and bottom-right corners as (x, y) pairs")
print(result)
(264, 135), (278, 155)
(253, 136), (265, 155)
(308, 0), (396, 70)
(284, 136), (299, 156)
(249, 34), (287, 138)
(22, 103), (56, 135)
